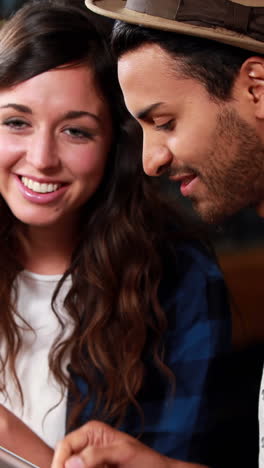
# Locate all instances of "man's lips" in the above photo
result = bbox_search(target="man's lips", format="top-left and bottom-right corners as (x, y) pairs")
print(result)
(170, 173), (197, 184)
(170, 173), (198, 196)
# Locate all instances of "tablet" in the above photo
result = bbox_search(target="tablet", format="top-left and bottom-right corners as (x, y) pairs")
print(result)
(0, 446), (40, 468)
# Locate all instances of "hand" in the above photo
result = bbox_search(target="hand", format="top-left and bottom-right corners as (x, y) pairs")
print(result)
(0, 404), (53, 468)
(52, 420), (208, 468)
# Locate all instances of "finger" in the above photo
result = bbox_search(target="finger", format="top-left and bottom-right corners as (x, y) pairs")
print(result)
(65, 455), (108, 468)
(52, 421), (126, 468)
(67, 421), (118, 449)
(51, 439), (74, 468)
(69, 442), (134, 468)
(51, 426), (89, 468)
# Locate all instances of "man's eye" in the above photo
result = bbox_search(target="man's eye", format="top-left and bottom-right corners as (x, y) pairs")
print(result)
(64, 127), (94, 139)
(3, 118), (29, 129)
(155, 119), (174, 131)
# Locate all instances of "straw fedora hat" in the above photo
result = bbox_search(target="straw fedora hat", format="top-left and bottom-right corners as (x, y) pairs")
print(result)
(85, 0), (264, 53)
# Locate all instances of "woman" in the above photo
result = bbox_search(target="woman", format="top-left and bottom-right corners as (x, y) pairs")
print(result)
(0, 1), (230, 468)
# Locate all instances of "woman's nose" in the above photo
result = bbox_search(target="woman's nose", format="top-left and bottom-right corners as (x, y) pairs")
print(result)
(25, 131), (60, 171)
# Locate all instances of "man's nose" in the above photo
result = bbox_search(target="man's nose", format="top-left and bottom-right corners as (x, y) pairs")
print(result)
(25, 131), (60, 171)
(142, 140), (173, 177)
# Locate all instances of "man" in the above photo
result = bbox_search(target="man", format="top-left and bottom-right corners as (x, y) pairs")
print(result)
(52, 1), (264, 467)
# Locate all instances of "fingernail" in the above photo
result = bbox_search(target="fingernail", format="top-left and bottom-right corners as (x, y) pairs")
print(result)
(65, 456), (85, 468)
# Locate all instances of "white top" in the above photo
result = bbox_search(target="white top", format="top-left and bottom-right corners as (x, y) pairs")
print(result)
(0, 270), (73, 448)
(260, 365), (264, 467)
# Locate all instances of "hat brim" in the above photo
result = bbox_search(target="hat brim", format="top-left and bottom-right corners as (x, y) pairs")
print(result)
(85, 0), (264, 54)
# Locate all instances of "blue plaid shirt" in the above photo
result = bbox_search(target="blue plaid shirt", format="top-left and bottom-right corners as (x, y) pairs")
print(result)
(69, 243), (231, 466)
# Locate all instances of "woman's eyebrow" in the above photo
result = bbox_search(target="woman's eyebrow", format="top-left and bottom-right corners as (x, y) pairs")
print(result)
(0, 105), (101, 124)
(63, 110), (101, 124)
(0, 103), (32, 114)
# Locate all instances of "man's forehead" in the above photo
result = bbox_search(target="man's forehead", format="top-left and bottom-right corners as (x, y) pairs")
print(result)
(118, 42), (181, 83)
(118, 43), (166, 67)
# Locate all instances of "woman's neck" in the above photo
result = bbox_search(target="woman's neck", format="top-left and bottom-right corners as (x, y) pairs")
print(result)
(18, 221), (79, 275)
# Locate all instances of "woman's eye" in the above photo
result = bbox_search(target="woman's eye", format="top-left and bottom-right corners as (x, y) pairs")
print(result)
(3, 118), (29, 130)
(155, 119), (175, 131)
(64, 127), (94, 140)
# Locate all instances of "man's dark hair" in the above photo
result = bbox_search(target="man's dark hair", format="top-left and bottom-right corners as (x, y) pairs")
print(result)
(112, 21), (263, 101)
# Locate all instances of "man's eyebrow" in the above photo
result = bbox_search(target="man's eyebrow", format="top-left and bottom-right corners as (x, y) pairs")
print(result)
(0, 103), (32, 114)
(136, 102), (164, 120)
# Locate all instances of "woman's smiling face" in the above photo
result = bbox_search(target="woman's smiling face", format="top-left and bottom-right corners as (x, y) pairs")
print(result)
(0, 64), (112, 229)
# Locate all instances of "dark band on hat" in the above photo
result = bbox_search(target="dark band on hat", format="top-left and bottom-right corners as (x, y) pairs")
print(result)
(126, 0), (264, 41)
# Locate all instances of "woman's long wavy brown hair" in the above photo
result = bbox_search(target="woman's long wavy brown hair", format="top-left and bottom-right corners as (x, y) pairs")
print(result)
(0, 0), (201, 431)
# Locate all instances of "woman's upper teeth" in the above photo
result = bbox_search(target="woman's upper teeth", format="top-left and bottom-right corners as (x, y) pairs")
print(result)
(21, 176), (61, 193)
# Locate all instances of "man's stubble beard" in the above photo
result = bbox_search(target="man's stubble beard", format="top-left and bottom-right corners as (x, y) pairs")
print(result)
(191, 108), (264, 224)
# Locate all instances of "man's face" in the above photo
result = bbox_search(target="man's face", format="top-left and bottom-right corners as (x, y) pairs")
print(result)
(118, 43), (264, 223)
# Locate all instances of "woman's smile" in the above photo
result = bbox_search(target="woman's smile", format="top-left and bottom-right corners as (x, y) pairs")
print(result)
(15, 174), (69, 205)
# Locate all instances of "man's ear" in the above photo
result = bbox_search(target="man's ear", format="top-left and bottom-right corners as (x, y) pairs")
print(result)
(240, 57), (264, 118)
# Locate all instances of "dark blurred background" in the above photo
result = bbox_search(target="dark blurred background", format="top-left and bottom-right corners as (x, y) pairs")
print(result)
(0, 0), (28, 17)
